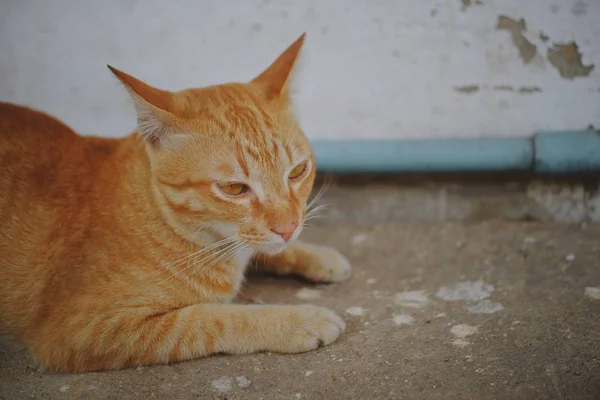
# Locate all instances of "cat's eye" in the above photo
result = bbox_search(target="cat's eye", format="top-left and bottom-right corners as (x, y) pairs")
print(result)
(289, 162), (308, 180)
(217, 182), (249, 196)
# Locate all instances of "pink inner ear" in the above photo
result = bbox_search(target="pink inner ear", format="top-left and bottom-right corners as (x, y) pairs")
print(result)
(147, 134), (161, 146)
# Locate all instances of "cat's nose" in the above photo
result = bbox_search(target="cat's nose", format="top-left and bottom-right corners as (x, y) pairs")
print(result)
(271, 222), (298, 242)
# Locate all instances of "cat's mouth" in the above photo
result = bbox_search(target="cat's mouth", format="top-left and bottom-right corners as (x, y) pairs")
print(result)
(240, 235), (291, 255)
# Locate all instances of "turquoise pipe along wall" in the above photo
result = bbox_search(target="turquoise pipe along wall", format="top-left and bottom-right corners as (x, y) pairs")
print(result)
(311, 130), (600, 174)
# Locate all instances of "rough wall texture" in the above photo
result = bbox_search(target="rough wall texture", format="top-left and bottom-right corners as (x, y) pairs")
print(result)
(0, 0), (598, 140)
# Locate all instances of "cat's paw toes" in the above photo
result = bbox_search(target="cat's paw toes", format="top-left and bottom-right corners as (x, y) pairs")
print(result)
(287, 305), (346, 352)
(305, 247), (352, 283)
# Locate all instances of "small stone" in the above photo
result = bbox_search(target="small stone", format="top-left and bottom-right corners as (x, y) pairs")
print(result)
(584, 287), (600, 300)
(295, 288), (321, 300)
(395, 290), (429, 308)
(451, 324), (478, 338)
(211, 377), (233, 392)
(565, 253), (575, 262)
(452, 339), (470, 348)
(236, 376), (251, 388)
(345, 306), (365, 316)
(305, 371), (314, 377)
(351, 234), (367, 245)
(59, 385), (70, 393)
(467, 300), (504, 314)
(393, 313), (414, 326)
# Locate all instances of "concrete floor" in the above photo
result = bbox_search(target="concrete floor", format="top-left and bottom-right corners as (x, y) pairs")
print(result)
(1, 180), (600, 399)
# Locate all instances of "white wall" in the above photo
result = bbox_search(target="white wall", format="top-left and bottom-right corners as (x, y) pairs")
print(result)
(1, 0), (599, 141)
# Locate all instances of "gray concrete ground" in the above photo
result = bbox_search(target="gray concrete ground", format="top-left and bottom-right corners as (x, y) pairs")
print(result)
(1, 178), (600, 400)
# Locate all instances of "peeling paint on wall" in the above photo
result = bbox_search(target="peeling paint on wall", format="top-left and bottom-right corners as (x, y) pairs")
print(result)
(547, 42), (595, 79)
(496, 16), (537, 64)
(493, 85), (514, 92)
(484, 85), (543, 94)
(454, 85), (480, 94)
(2, 0), (599, 141)
(518, 86), (542, 93)
(461, 0), (482, 11)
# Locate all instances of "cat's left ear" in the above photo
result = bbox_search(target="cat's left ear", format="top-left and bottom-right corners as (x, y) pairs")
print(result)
(252, 33), (306, 100)
(108, 65), (178, 147)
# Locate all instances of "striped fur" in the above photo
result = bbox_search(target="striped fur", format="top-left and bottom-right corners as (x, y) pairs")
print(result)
(0, 34), (351, 372)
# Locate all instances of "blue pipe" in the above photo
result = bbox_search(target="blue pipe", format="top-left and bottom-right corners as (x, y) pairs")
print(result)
(311, 130), (600, 173)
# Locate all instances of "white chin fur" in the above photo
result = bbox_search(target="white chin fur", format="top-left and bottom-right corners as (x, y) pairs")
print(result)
(254, 241), (288, 255)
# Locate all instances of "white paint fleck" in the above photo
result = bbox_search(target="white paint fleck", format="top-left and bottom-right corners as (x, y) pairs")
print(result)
(351, 234), (367, 245)
(345, 306), (365, 316)
(452, 339), (470, 348)
(450, 324), (478, 348)
(565, 253), (575, 262)
(467, 300), (505, 314)
(523, 236), (537, 244)
(436, 280), (494, 302)
(393, 313), (414, 326)
(136, 366), (143, 372)
(236, 376), (251, 388)
(584, 287), (600, 299)
(211, 377), (233, 392)
(294, 393), (302, 399)
(451, 324), (478, 338)
(59, 385), (70, 393)
(366, 278), (377, 285)
(305, 370), (314, 377)
(434, 312), (447, 318)
(295, 288), (322, 300)
(395, 290), (429, 308)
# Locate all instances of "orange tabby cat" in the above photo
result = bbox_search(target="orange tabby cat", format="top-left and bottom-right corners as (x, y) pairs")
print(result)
(0, 34), (351, 372)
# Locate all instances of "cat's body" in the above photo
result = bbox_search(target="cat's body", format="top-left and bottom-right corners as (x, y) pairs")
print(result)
(0, 35), (350, 372)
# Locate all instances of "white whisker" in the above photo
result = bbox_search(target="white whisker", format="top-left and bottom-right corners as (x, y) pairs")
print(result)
(166, 236), (238, 270)
(160, 237), (241, 282)
(193, 241), (248, 277)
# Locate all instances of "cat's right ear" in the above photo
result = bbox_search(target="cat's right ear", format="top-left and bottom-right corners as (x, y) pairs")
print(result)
(107, 65), (176, 147)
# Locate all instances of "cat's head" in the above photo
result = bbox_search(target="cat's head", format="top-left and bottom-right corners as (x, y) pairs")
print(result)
(110, 34), (314, 254)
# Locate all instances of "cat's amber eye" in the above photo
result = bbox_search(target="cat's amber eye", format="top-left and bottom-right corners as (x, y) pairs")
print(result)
(289, 162), (308, 180)
(218, 182), (249, 196)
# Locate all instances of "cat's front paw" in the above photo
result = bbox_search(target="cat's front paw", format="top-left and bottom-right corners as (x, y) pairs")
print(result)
(303, 246), (352, 283)
(280, 305), (345, 353)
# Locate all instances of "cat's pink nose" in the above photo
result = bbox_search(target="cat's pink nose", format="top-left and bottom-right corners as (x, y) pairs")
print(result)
(271, 223), (298, 242)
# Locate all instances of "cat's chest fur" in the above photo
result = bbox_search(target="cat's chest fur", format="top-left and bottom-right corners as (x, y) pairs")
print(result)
(164, 247), (255, 304)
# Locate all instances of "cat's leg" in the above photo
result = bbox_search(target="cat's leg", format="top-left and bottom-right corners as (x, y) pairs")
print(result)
(32, 303), (345, 372)
(254, 241), (351, 283)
